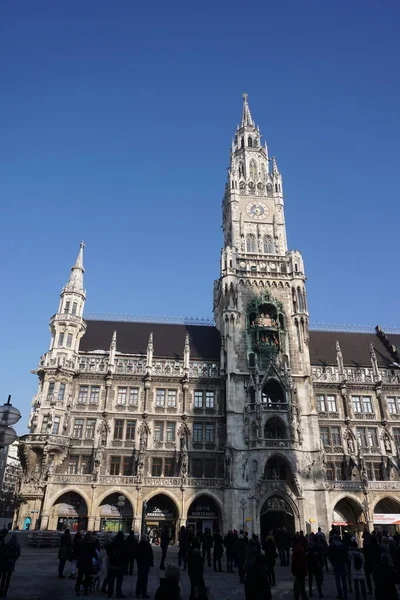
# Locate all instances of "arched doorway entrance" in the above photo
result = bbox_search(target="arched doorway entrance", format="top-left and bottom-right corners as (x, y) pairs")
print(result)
(187, 495), (222, 534)
(332, 497), (364, 537)
(52, 492), (88, 532)
(373, 498), (400, 533)
(99, 493), (133, 533)
(145, 494), (178, 544)
(260, 495), (295, 540)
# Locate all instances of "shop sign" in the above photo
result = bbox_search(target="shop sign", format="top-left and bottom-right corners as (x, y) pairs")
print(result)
(373, 513), (400, 525)
(146, 507), (173, 519)
(190, 504), (216, 518)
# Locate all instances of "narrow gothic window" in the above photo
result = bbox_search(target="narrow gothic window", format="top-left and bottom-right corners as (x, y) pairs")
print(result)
(248, 136), (253, 147)
(295, 319), (302, 351)
(249, 160), (257, 180)
(239, 162), (244, 178)
(240, 137), (244, 149)
(263, 235), (274, 254)
(261, 163), (266, 181)
(297, 288), (304, 312)
(246, 234), (256, 253)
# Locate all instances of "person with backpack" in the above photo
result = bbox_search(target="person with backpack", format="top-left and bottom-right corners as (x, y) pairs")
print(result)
(70, 531), (83, 580)
(106, 531), (128, 599)
(58, 528), (72, 578)
(0, 533), (20, 598)
(348, 540), (366, 600)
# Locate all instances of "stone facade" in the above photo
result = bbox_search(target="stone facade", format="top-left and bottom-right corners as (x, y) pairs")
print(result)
(16, 95), (400, 537)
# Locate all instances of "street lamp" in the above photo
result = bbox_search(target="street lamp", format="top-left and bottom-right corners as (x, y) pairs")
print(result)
(0, 396), (21, 449)
(117, 495), (126, 532)
(240, 498), (247, 531)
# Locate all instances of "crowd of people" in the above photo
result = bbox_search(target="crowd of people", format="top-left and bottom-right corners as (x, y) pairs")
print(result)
(54, 524), (400, 600)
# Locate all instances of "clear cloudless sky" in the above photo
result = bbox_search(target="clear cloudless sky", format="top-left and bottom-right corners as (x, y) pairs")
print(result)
(1, 0), (399, 432)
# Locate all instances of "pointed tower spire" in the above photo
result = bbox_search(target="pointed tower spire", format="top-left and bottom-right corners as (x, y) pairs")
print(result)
(146, 332), (154, 373)
(183, 334), (190, 372)
(108, 331), (117, 371)
(241, 93), (254, 127)
(65, 241), (85, 295)
(272, 156), (279, 175)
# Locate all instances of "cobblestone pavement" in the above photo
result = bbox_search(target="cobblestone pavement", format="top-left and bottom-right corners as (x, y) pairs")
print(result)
(9, 543), (343, 600)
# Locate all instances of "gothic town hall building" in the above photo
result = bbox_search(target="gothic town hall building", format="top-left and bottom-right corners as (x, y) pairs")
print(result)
(17, 96), (400, 539)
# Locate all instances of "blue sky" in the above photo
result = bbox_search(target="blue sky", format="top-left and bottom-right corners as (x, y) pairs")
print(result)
(1, 0), (400, 431)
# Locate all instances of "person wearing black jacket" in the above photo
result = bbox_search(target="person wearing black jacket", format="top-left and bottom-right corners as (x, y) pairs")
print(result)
(159, 527), (170, 571)
(245, 554), (271, 600)
(58, 528), (72, 578)
(70, 531), (83, 580)
(125, 531), (138, 576)
(188, 542), (207, 600)
(213, 531), (224, 573)
(201, 528), (213, 568)
(155, 563), (182, 600)
(135, 534), (154, 599)
(106, 531), (128, 599)
(75, 531), (98, 597)
(178, 526), (189, 570)
(224, 531), (236, 573)
(373, 552), (398, 600)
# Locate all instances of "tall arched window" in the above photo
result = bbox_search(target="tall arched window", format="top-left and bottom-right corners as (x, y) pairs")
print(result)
(297, 288), (304, 312)
(248, 136), (253, 147)
(238, 162), (244, 178)
(261, 163), (266, 181)
(246, 233), (256, 253)
(263, 235), (274, 254)
(240, 137), (244, 149)
(249, 160), (257, 180)
(302, 290), (307, 312)
(295, 318), (302, 351)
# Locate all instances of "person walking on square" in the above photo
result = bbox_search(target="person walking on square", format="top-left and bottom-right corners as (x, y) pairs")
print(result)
(69, 531), (83, 580)
(0, 533), (20, 598)
(135, 533), (154, 599)
(159, 527), (170, 571)
(263, 532), (278, 587)
(306, 534), (323, 598)
(292, 535), (308, 600)
(125, 531), (138, 576)
(201, 528), (213, 568)
(75, 531), (98, 597)
(328, 534), (348, 600)
(373, 552), (398, 600)
(235, 534), (247, 584)
(348, 540), (366, 600)
(58, 528), (72, 578)
(212, 531), (224, 572)
(106, 531), (128, 599)
(245, 554), (271, 600)
(178, 526), (189, 571)
(155, 563), (182, 600)
(188, 541), (207, 600)
(224, 530), (236, 573)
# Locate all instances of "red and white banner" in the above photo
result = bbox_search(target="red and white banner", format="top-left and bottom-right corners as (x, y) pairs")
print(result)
(373, 514), (400, 525)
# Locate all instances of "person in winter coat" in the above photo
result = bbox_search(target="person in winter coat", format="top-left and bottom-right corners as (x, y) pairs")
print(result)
(75, 531), (98, 597)
(292, 536), (308, 600)
(306, 534), (323, 598)
(178, 526), (189, 570)
(224, 531), (236, 573)
(155, 563), (182, 600)
(135, 534), (154, 599)
(328, 534), (348, 600)
(262, 533), (278, 586)
(244, 538), (260, 578)
(363, 536), (381, 594)
(201, 528), (213, 568)
(213, 531), (224, 572)
(188, 543), (207, 600)
(106, 531), (128, 599)
(70, 531), (83, 580)
(245, 554), (271, 600)
(348, 541), (366, 600)
(159, 527), (170, 571)
(235, 534), (247, 583)
(373, 552), (398, 600)
(58, 528), (72, 578)
(0, 533), (20, 598)
(125, 530), (138, 576)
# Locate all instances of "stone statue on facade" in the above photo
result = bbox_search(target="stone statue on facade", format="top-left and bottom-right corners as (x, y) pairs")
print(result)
(382, 428), (392, 454)
(224, 446), (232, 487)
(344, 427), (356, 455)
(139, 421), (150, 452)
(29, 412), (38, 433)
(98, 414), (111, 447)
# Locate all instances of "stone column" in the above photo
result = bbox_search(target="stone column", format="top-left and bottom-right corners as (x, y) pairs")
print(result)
(133, 516), (142, 535)
(40, 513), (49, 530)
(87, 516), (96, 530)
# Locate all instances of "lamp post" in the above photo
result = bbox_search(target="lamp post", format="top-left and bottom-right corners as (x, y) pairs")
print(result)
(0, 396), (21, 449)
(117, 495), (126, 532)
(240, 498), (247, 531)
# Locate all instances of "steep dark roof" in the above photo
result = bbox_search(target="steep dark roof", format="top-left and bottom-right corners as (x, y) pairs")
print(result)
(80, 319), (400, 368)
(309, 330), (400, 368)
(81, 320), (221, 361)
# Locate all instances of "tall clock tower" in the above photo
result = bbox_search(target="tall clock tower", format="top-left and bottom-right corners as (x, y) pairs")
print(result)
(214, 94), (325, 536)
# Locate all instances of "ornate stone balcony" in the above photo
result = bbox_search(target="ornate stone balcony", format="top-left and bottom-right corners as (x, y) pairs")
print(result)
(78, 355), (220, 378)
(21, 433), (71, 447)
(327, 480), (400, 491)
(48, 474), (93, 485)
(312, 365), (400, 385)
(245, 402), (289, 413)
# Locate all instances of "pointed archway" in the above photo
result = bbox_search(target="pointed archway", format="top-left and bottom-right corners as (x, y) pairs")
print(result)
(99, 492), (134, 533)
(51, 491), (88, 532)
(260, 495), (295, 540)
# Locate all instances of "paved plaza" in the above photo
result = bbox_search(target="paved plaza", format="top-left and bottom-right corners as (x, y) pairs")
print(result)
(5, 540), (349, 600)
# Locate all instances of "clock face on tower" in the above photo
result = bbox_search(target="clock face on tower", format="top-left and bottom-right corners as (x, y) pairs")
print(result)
(246, 201), (268, 220)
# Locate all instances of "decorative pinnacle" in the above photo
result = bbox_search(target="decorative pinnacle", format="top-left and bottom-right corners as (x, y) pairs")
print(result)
(241, 92), (254, 127)
(65, 242), (85, 293)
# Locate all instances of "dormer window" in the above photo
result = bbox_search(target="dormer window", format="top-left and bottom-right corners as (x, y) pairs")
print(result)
(248, 136), (253, 147)
(64, 301), (70, 314)
(72, 302), (78, 316)
(66, 333), (73, 348)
